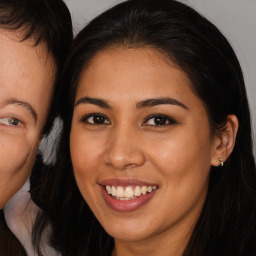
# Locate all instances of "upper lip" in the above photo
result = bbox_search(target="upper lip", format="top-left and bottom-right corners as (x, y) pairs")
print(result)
(99, 178), (158, 187)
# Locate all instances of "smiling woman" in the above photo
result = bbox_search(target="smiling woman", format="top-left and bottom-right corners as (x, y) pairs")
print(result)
(70, 47), (225, 247)
(32, 0), (256, 255)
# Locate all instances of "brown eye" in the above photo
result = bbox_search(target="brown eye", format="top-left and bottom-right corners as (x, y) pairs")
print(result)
(153, 117), (168, 126)
(92, 115), (107, 124)
(81, 114), (110, 125)
(143, 114), (177, 126)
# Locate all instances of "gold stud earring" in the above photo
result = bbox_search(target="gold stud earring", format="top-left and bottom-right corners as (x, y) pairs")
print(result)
(218, 158), (224, 167)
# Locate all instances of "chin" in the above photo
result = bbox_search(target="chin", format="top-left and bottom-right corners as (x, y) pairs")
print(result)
(102, 218), (154, 242)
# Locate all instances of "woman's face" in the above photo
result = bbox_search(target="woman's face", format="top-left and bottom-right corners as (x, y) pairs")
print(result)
(0, 31), (56, 208)
(70, 47), (219, 245)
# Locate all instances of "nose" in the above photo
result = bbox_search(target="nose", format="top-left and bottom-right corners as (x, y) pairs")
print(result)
(104, 126), (146, 170)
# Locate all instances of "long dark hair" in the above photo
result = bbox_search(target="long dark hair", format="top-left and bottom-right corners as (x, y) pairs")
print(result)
(0, 0), (72, 255)
(32, 0), (256, 255)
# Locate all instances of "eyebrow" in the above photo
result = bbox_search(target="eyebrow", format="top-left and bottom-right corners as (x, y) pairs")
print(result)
(75, 97), (111, 109)
(6, 99), (37, 122)
(74, 96), (188, 110)
(136, 98), (189, 110)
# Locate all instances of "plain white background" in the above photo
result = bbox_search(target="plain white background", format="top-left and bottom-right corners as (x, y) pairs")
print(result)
(63, 0), (256, 156)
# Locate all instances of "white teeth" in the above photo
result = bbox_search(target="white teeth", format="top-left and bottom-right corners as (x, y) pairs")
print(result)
(116, 186), (124, 197)
(124, 186), (134, 198)
(113, 197), (136, 201)
(106, 185), (112, 194)
(112, 186), (117, 196)
(105, 185), (157, 199)
(134, 186), (141, 196)
(141, 186), (147, 195)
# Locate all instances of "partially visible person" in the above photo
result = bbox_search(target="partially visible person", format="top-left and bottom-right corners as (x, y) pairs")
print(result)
(32, 0), (256, 255)
(0, 0), (73, 255)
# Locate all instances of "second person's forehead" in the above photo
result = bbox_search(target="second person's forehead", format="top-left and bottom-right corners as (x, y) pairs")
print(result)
(76, 47), (187, 91)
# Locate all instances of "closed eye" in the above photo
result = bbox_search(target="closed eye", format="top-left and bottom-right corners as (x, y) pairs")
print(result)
(143, 114), (177, 126)
(0, 117), (21, 126)
(80, 113), (110, 125)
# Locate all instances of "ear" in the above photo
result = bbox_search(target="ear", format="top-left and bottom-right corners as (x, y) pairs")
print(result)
(211, 114), (239, 167)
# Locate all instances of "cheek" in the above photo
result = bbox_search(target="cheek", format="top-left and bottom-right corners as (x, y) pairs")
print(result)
(0, 134), (31, 174)
(70, 134), (100, 211)
(0, 134), (37, 208)
(70, 129), (102, 181)
(149, 128), (213, 183)
(145, 133), (211, 228)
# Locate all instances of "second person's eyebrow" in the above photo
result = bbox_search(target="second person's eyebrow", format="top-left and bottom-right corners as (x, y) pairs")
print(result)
(74, 96), (188, 110)
(136, 98), (189, 110)
(75, 96), (111, 108)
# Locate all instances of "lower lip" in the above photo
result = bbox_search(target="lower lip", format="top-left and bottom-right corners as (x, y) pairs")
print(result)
(100, 186), (156, 212)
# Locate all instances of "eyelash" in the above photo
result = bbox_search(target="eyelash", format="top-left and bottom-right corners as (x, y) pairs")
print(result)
(80, 113), (177, 127)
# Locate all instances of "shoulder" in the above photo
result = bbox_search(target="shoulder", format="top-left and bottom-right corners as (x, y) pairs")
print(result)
(1, 209), (27, 256)
(4, 180), (60, 256)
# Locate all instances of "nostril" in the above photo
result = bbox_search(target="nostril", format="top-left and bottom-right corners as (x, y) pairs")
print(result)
(105, 162), (138, 170)
(105, 152), (145, 170)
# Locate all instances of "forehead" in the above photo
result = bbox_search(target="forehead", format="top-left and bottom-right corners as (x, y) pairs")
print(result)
(0, 29), (55, 84)
(77, 47), (194, 101)
(0, 29), (56, 123)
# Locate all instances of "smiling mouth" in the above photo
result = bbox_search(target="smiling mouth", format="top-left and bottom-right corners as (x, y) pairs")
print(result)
(105, 185), (158, 200)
